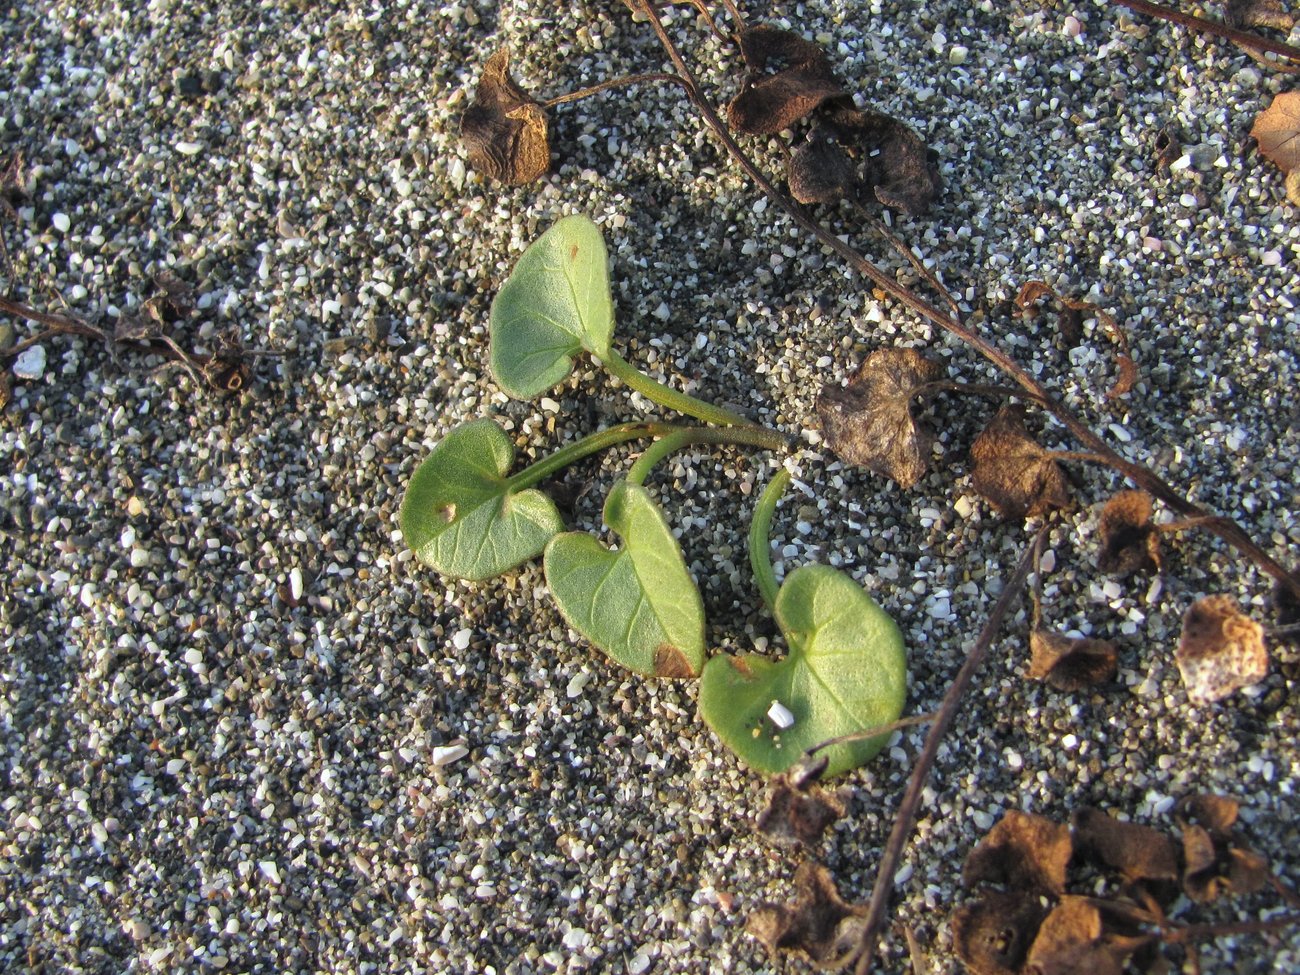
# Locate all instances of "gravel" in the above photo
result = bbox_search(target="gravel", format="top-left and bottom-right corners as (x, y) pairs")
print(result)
(1, 1), (1297, 972)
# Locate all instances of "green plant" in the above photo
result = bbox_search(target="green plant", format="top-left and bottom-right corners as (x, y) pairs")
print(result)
(401, 215), (908, 775)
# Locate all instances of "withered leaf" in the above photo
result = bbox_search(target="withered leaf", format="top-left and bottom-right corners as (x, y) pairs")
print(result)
(1251, 91), (1300, 175)
(1273, 574), (1300, 630)
(1175, 595), (1268, 704)
(951, 891), (1049, 975)
(1028, 630), (1118, 691)
(969, 404), (1072, 520)
(1181, 823), (1270, 902)
(460, 49), (550, 185)
(1022, 896), (1144, 975)
(1096, 490), (1161, 577)
(825, 104), (942, 215)
(816, 347), (943, 488)
(788, 125), (857, 204)
(1072, 808), (1178, 885)
(728, 26), (846, 136)
(1014, 281), (1135, 398)
(747, 861), (867, 969)
(1176, 793), (1240, 837)
(1226, 0), (1296, 32)
(756, 759), (848, 848)
(964, 810), (1073, 896)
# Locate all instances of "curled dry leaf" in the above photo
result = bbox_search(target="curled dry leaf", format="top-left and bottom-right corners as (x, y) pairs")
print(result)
(1226, 0), (1297, 32)
(1176, 793), (1240, 836)
(1096, 490), (1161, 577)
(1251, 91), (1300, 175)
(950, 891), (1049, 975)
(1028, 630), (1118, 691)
(1022, 896), (1144, 975)
(728, 25), (845, 136)
(963, 810), (1073, 896)
(460, 49), (550, 185)
(969, 404), (1072, 521)
(755, 759), (848, 848)
(746, 861), (867, 969)
(1175, 595), (1268, 704)
(1014, 281), (1136, 399)
(1071, 807), (1178, 886)
(1182, 823), (1271, 903)
(788, 125), (857, 204)
(824, 104), (942, 215)
(816, 347), (943, 488)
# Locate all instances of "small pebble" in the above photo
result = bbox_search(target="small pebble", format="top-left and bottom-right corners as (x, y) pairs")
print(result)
(12, 345), (46, 380)
(432, 745), (469, 767)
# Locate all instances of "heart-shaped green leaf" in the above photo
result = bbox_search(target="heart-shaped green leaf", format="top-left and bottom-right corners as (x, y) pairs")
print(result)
(400, 418), (564, 581)
(544, 480), (705, 678)
(490, 214), (614, 399)
(699, 565), (906, 776)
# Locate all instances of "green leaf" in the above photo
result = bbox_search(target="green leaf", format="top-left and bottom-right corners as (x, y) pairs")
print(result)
(490, 214), (614, 399)
(400, 418), (564, 581)
(544, 480), (705, 678)
(699, 565), (906, 777)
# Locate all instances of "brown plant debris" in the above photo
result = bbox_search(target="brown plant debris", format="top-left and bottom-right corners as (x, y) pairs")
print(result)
(756, 760), (848, 848)
(1027, 630), (1118, 691)
(1014, 281), (1136, 399)
(1175, 595), (1268, 704)
(969, 404), (1072, 520)
(1176, 794), (1271, 903)
(746, 861), (867, 969)
(1275, 572), (1300, 629)
(816, 347), (943, 488)
(1251, 90), (1300, 175)
(950, 890), (1049, 975)
(728, 25), (844, 136)
(1096, 490), (1162, 577)
(788, 125), (857, 204)
(1176, 793), (1241, 836)
(1226, 0), (1297, 33)
(964, 810), (1072, 896)
(460, 49), (551, 185)
(1071, 807), (1178, 885)
(822, 103), (942, 215)
(1022, 896), (1143, 975)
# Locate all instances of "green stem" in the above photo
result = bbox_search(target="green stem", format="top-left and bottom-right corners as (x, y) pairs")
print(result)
(626, 425), (790, 485)
(749, 468), (792, 613)
(505, 421), (668, 491)
(602, 347), (755, 428)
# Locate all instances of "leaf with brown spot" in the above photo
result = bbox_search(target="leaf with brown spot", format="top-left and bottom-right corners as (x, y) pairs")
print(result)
(815, 347), (943, 488)
(1175, 595), (1268, 704)
(460, 49), (550, 185)
(746, 861), (867, 968)
(1023, 897), (1144, 975)
(1251, 91), (1300, 175)
(1072, 808), (1178, 885)
(964, 810), (1073, 896)
(727, 25), (847, 136)
(950, 891), (1049, 975)
(756, 758), (848, 848)
(1028, 630), (1118, 691)
(969, 404), (1072, 520)
(1097, 490), (1161, 577)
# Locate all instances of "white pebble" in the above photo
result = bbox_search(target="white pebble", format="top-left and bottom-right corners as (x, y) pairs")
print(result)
(540, 397), (560, 413)
(1261, 250), (1282, 267)
(566, 671), (591, 699)
(1063, 14), (1083, 36)
(130, 548), (150, 568)
(452, 628), (472, 650)
(174, 140), (204, 156)
(1040, 549), (1056, 573)
(120, 526), (136, 548)
(766, 700), (795, 729)
(929, 597), (951, 619)
(52, 212), (71, 233)
(432, 744), (469, 766)
(258, 860), (281, 884)
(12, 345), (46, 380)
(562, 928), (591, 950)
(628, 953), (651, 975)
(289, 567), (304, 602)
(948, 45), (968, 65)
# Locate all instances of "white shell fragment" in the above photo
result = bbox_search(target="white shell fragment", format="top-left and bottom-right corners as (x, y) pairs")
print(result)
(432, 744), (469, 767)
(767, 700), (796, 729)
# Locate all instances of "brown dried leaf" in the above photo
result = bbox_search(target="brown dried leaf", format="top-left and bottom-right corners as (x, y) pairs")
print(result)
(969, 404), (1072, 520)
(728, 26), (845, 136)
(1013, 282), (1135, 398)
(1176, 793), (1240, 836)
(788, 126), (857, 204)
(746, 861), (867, 969)
(1226, 0), (1296, 32)
(964, 810), (1073, 896)
(951, 891), (1049, 975)
(816, 347), (943, 488)
(823, 103), (942, 215)
(1287, 168), (1300, 206)
(460, 49), (550, 185)
(1175, 595), (1269, 704)
(1097, 490), (1161, 577)
(1023, 896), (1143, 975)
(1274, 574), (1300, 630)
(1072, 808), (1178, 885)
(756, 760), (848, 848)
(1181, 824), (1270, 902)
(1251, 91), (1300, 174)
(1028, 630), (1119, 691)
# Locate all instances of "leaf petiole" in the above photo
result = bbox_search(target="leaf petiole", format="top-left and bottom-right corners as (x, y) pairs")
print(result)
(601, 347), (757, 428)
(504, 420), (670, 492)
(626, 425), (791, 486)
(749, 467), (792, 612)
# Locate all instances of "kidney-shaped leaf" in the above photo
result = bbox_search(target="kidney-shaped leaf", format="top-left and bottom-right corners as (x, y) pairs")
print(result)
(700, 565), (906, 776)
(544, 480), (704, 678)
(490, 215), (614, 399)
(400, 418), (564, 581)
